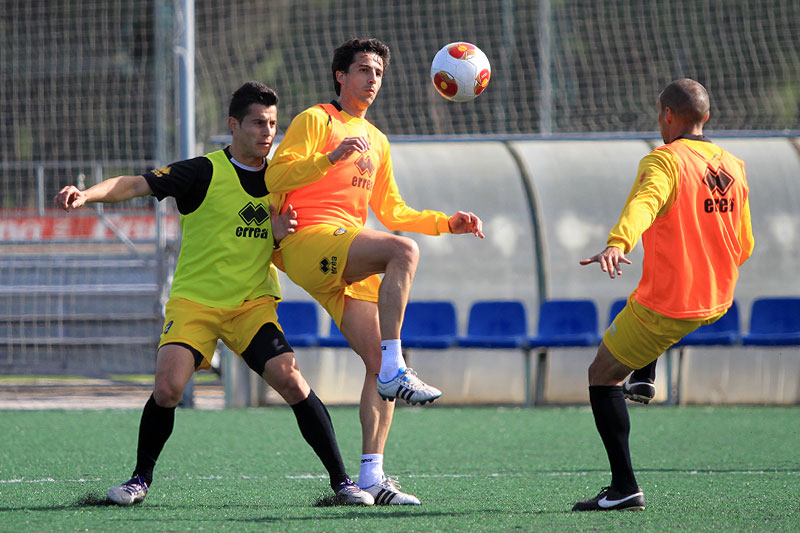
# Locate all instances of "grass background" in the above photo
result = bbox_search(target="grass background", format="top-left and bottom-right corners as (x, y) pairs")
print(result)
(1, 405), (798, 532)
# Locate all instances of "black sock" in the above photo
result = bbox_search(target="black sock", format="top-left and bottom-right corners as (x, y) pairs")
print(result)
(630, 360), (656, 383)
(133, 394), (176, 486)
(290, 390), (348, 489)
(589, 385), (639, 493)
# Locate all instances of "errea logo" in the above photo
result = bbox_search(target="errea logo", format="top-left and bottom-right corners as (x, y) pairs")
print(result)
(236, 201), (271, 239)
(703, 168), (734, 195)
(238, 202), (269, 226)
(320, 256), (338, 274)
(702, 167), (736, 213)
(351, 154), (375, 190)
(355, 154), (375, 177)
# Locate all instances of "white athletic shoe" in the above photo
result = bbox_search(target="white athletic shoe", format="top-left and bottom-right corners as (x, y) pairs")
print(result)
(333, 477), (375, 506)
(107, 474), (148, 506)
(363, 476), (421, 505)
(377, 368), (442, 405)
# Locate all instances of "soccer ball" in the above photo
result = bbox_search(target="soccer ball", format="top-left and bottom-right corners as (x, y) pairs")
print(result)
(430, 42), (491, 102)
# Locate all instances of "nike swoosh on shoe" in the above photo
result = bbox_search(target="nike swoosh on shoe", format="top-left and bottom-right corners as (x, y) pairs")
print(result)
(598, 491), (643, 508)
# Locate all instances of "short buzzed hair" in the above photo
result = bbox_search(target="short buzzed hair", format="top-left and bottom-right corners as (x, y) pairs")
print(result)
(659, 78), (710, 124)
(229, 81), (278, 122)
(331, 38), (391, 96)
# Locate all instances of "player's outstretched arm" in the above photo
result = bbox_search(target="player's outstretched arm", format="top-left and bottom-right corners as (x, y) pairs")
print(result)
(270, 203), (297, 243)
(579, 245), (632, 279)
(448, 211), (485, 239)
(54, 175), (152, 210)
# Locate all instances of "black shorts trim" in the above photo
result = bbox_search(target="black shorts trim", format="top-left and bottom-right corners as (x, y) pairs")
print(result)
(241, 323), (293, 376)
(163, 342), (205, 370)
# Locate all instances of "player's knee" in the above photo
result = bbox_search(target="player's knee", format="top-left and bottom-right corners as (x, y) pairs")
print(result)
(268, 365), (309, 404)
(392, 235), (419, 267)
(153, 378), (184, 407)
(587, 359), (601, 385)
(359, 349), (381, 375)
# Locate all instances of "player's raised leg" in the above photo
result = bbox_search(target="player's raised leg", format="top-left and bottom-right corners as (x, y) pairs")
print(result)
(342, 229), (441, 405)
(624, 360), (657, 404)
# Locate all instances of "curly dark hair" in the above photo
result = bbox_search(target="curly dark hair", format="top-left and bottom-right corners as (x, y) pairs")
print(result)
(331, 38), (391, 96)
(229, 81), (278, 122)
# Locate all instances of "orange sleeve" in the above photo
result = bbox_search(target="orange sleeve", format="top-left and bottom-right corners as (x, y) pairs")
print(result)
(265, 108), (334, 195)
(607, 149), (677, 253)
(737, 195), (754, 266)
(369, 140), (452, 235)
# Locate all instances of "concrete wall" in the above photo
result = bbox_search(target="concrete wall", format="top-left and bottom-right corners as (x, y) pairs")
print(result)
(279, 136), (800, 405)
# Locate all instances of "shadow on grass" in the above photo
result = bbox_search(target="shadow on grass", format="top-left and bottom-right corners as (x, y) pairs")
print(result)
(222, 507), (566, 524)
(75, 493), (118, 507)
(0, 493), (117, 512)
(0, 492), (567, 522)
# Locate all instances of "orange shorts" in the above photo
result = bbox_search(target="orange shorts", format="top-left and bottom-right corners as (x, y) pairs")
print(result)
(158, 296), (282, 370)
(275, 224), (381, 326)
(603, 294), (724, 369)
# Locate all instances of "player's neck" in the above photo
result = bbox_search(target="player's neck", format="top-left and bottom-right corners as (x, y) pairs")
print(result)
(228, 144), (264, 168)
(337, 96), (369, 119)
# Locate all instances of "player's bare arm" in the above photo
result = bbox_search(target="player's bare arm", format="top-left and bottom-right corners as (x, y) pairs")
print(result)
(54, 175), (152, 210)
(448, 211), (485, 239)
(579, 245), (632, 279)
(270, 203), (297, 243)
(327, 136), (370, 164)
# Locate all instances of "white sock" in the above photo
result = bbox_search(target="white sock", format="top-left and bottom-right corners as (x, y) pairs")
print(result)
(358, 454), (384, 488)
(378, 339), (406, 382)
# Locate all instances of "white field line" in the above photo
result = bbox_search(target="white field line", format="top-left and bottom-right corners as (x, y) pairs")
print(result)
(2, 470), (795, 485)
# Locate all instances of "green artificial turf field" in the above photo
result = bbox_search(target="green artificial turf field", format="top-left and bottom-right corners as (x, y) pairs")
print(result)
(1, 405), (798, 532)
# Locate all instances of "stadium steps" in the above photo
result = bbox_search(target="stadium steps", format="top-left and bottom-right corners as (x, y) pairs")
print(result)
(0, 255), (164, 375)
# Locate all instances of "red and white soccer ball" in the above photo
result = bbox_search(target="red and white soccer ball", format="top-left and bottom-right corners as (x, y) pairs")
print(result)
(430, 42), (491, 102)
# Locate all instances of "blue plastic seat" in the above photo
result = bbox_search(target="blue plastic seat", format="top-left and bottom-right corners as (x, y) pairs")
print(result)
(457, 300), (528, 349)
(318, 318), (350, 348)
(742, 297), (800, 346)
(675, 301), (740, 346)
(277, 301), (319, 347)
(528, 299), (600, 347)
(401, 301), (457, 349)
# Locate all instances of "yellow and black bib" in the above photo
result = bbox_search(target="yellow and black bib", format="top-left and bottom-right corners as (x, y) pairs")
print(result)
(169, 149), (281, 307)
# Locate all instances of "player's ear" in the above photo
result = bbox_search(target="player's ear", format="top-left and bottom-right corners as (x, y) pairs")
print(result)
(228, 116), (239, 134)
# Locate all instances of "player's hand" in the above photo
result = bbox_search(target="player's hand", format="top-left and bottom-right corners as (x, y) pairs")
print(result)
(579, 246), (632, 279)
(54, 185), (87, 211)
(271, 203), (297, 243)
(327, 136), (370, 164)
(448, 211), (485, 238)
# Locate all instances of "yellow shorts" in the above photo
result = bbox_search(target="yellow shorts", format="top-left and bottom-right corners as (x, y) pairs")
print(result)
(277, 224), (381, 325)
(158, 296), (282, 370)
(603, 294), (724, 369)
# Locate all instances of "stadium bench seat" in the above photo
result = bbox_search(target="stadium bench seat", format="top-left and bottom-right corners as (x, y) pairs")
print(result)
(457, 300), (529, 349)
(529, 299), (600, 348)
(318, 318), (351, 348)
(526, 299), (600, 406)
(317, 301), (459, 351)
(401, 301), (458, 349)
(277, 301), (319, 347)
(676, 300), (741, 346)
(741, 297), (800, 346)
